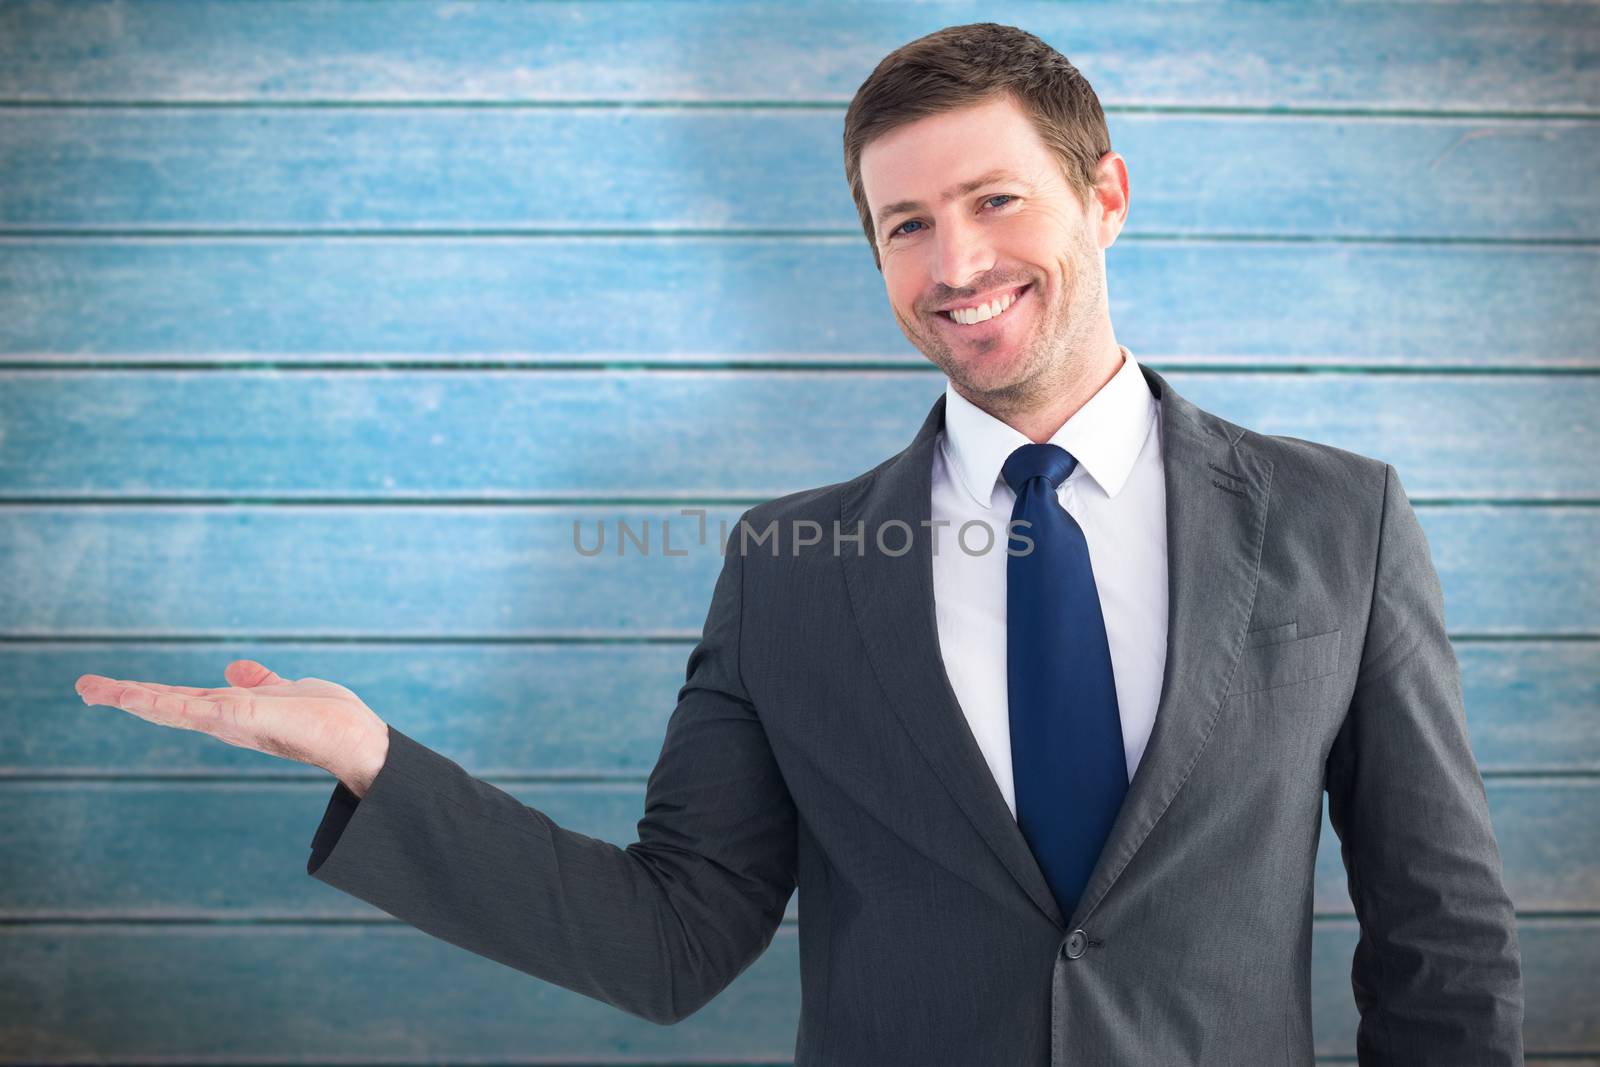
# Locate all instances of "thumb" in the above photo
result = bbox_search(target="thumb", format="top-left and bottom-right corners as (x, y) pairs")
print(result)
(225, 659), (290, 687)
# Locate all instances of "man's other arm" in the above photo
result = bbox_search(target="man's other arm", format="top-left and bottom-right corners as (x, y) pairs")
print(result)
(1325, 463), (1524, 1064)
(306, 509), (798, 1026)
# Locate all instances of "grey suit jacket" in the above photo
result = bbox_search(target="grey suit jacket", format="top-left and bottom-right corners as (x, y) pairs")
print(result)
(307, 363), (1524, 1065)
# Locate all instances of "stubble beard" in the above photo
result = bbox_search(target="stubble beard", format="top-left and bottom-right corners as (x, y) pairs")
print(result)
(907, 239), (1104, 421)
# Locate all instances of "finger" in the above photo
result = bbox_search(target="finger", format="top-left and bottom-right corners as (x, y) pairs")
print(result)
(79, 679), (219, 729)
(121, 679), (221, 696)
(225, 660), (289, 688)
(76, 675), (216, 697)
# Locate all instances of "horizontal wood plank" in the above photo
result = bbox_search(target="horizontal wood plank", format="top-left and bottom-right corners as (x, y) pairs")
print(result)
(0, 110), (1592, 240)
(0, 2), (1592, 112)
(1, 372), (1595, 499)
(2, 241), (1592, 367)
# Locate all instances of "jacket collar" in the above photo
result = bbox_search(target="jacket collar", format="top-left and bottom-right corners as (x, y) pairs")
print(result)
(941, 345), (1157, 509)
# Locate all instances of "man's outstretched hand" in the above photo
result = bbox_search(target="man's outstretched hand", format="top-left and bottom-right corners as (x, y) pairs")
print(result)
(74, 659), (390, 797)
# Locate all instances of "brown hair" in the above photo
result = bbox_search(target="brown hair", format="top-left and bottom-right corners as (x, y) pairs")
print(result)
(843, 22), (1112, 272)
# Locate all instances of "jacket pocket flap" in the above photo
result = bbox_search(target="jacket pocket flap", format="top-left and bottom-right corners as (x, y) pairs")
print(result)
(1226, 628), (1341, 696)
(1242, 620), (1298, 649)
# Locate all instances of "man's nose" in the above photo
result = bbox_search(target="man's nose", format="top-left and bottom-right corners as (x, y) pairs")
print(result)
(931, 219), (996, 293)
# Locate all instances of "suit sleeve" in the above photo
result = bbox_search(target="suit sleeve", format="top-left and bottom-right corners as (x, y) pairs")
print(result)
(305, 511), (798, 1025)
(1324, 463), (1524, 1064)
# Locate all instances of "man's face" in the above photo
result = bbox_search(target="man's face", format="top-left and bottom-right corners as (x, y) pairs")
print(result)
(859, 94), (1125, 413)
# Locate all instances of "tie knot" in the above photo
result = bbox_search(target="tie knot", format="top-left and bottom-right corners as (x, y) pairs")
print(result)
(1001, 442), (1077, 496)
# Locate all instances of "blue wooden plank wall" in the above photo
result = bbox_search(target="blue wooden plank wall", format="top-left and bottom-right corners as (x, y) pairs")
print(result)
(1, 1), (1596, 1062)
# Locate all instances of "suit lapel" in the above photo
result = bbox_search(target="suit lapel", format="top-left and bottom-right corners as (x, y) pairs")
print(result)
(840, 392), (1067, 930)
(1066, 364), (1272, 927)
(840, 363), (1272, 934)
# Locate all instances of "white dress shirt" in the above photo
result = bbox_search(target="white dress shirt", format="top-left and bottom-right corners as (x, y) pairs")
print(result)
(930, 345), (1168, 822)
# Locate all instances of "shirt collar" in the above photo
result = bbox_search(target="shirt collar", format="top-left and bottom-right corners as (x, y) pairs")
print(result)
(941, 344), (1156, 510)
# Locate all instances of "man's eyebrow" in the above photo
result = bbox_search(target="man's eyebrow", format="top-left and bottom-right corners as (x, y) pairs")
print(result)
(874, 168), (1030, 231)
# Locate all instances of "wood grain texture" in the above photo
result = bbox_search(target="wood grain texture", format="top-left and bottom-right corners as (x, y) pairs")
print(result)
(1, 241), (1592, 367)
(1, 371), (1597, 497)
(0, 110), (1593, 240)
(0, 1), (1592, 111)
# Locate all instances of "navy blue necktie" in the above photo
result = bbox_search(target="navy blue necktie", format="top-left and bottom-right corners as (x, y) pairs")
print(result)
(1002, 442), (1128, 921)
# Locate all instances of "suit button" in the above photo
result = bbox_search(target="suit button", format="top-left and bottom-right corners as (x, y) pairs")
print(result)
(1064, 929), (1087, 959)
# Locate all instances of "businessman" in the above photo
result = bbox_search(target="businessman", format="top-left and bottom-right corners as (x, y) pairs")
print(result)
(75, 22), (1523, 1066)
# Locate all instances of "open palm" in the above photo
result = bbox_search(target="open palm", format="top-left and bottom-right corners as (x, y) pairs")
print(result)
(74, 658), (386, 774)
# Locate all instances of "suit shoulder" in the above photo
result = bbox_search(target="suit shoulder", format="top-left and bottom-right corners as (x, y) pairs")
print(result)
(728, 458), (900, 572)
(740, 483), (845, 531)
(739, 458), (892, 529)
(1240, 426), (1389, 505)
(1173, 390), (1388, 512)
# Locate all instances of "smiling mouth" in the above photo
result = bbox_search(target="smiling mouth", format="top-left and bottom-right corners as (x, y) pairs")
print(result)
(937, 282), (1033, 326)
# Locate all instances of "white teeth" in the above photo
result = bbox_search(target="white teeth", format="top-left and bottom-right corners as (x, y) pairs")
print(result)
(946, 286), (1024, 325)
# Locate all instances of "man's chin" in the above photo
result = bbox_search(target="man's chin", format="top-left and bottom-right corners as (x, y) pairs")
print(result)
(939, 346), (1030, 392)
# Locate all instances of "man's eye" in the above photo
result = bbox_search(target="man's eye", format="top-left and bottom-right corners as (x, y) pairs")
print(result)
(888, 195), (1018, 240)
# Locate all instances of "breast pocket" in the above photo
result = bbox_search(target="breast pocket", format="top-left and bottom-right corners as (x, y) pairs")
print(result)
(1225, 626), (1342, 697)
